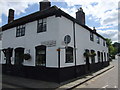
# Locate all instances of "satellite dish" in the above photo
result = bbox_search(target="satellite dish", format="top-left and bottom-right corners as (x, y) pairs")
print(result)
(64, 35), (71, 45)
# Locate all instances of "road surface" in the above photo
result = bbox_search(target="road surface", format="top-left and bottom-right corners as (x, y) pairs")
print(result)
(75, 60), (118, 89)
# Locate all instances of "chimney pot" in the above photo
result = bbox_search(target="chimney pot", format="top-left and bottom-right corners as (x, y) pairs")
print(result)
(93, 27), (96, 32)
(8, 9), (14, 23)
(39, 0), (51, 11)
(76, 7), (85, 25)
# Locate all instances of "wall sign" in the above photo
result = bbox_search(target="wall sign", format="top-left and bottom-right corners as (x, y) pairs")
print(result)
(64, 35), (71, 44)
(41, 40), (56, 47)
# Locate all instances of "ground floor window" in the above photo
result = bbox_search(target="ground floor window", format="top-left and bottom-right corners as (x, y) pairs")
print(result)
(0, 50), (1, 60)
(35, 45), (46, 66)
(65, 47), (73, 63)
(107, 53), (109, 61)
(91, 50), (95, 63)
(101, 52), (103, 62)
(104, 52), (106, 61)
(97, 51), (100, 62)
(15, 47), (24, 65)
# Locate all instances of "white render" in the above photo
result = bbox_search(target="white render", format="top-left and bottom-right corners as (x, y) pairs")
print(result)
(0, 31), (2, 62)
(1, 15), (108, 68)
(0, 41), (2, 62)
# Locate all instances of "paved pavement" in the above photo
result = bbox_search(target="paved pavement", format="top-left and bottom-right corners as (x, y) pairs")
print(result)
(2, 61), (115, 89)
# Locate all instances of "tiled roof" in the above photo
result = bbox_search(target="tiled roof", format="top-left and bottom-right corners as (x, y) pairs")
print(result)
(1, 5), (106, 40)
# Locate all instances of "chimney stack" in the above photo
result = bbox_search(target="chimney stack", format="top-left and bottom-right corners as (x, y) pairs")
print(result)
(39, 0), (51, 11)
(8, 9), (14, 23)
(93, 27), (96, 32)
(76, 7), (85, 25)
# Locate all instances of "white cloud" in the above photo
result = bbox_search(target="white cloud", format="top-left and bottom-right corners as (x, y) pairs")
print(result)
(0, 0), (37, 16)
(0, 0), (40, 25)
(97, 29), (118, 43)
(0, 0), (119, 43)
(60, 6), (77, 18)
(61, 0), (118, 27)
(96, 26), (113, 30)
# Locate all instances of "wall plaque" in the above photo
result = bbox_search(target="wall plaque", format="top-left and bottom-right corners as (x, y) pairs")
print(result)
(41, 40), (56, 47)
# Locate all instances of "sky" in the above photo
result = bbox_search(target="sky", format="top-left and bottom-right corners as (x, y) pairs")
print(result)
(0, 0), (119, 43)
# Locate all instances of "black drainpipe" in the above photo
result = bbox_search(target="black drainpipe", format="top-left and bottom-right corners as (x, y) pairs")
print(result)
(73, 21), (77, 78)
(58, 48), (60, 83)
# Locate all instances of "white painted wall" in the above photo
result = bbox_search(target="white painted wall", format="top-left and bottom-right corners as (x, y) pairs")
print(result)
(0, 31), (2, 63)
(58, 16), (75, 67)
(2, 16), (60, 67)
(0, 41), (2, 63)
(75, 23), (108, 65)
(1, 15), (108, 68)
(58, 16), (108, 68)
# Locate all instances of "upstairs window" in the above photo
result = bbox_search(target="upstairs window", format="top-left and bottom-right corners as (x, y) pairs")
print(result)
(97, 36), (100, 44)
(16, 25), (25, 37)
(90, 32), (94, 41)
(103, 40), (105, 46)
(37, 18), (47, 33)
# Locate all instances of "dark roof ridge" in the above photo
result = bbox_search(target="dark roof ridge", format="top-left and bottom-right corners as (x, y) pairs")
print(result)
(57, 8), (106, 40)
(1, 5), (106, 40)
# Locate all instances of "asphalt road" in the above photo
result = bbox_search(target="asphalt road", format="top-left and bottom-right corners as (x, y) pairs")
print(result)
(75, 60), (118, 89)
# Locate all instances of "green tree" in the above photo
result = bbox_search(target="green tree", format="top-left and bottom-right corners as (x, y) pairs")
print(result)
(106, 38), (112, 47)
(113, 42), (120, 54)
(106, 38), (117, 59)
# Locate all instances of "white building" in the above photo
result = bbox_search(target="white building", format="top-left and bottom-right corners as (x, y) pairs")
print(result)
(0, 30), (2, 62)
(1, 1), (109, 82)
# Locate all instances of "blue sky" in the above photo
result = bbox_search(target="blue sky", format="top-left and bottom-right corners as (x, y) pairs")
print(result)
(0, 0), (119, 43)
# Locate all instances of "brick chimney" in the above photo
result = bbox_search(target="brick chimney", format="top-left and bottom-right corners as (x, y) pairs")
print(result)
(76, 7), (85, 25)
(39, 0), (51, 11)
(93, 27), (96, 32)
(8, 9), (14, 23)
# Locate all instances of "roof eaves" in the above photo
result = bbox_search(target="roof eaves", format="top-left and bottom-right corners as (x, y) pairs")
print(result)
(58, 9), (106, 40)
(1, 6), (59, 31)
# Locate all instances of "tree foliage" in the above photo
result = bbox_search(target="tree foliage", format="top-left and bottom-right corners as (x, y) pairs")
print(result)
(106, 38), (117, 58)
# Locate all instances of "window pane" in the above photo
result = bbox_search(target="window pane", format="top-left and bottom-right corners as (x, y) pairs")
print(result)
(97, 51), (100, 62)
(43, 24), (46, 31)
(101, 52), (103, 62)
(104, 52), (106, 61)
(90, 32), (94, 41)
(36, 45), (46, 66)
(97, 36), (100, 44)
(91, 50), (95, 63)
(66, 47), (73, 63)
(38, 19), (42, 23)
(16, 25), (25, 37)
(37, 23), (43, 32)
(37, 18), (47, 33)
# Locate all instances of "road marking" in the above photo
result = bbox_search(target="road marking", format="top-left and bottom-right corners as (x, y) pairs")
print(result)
(102, 85), (108, 88)
(97, 85), (109, 90)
